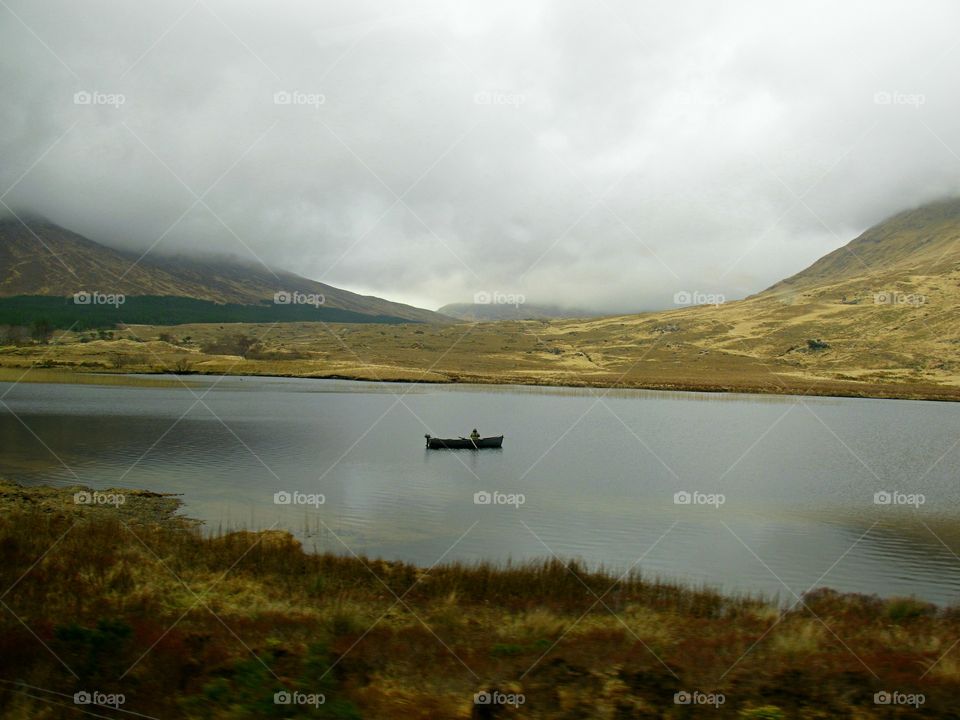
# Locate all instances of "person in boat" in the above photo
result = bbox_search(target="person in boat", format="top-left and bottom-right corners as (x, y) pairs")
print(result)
(470, 429), (480, 442)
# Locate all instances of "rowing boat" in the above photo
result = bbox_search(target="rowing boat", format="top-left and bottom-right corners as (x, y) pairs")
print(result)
(424, 434), (503, 449)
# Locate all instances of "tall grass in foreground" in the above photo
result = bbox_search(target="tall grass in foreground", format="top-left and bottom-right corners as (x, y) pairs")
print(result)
(1, 496), (959, 718)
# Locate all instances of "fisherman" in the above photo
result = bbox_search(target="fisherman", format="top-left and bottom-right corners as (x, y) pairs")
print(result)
(470, 428), (480, 442)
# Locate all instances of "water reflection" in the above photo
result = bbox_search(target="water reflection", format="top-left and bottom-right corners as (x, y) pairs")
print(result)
(2, 377), (959, 605)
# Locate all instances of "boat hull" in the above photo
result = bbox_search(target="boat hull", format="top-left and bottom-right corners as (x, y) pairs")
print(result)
(425, 435), (503, 449)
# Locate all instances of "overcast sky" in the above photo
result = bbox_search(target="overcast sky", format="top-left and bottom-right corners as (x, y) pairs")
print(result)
(2, 0), (959, 312)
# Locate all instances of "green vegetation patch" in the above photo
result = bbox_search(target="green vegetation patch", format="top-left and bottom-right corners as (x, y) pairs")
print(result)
(0, 295), (417, 330)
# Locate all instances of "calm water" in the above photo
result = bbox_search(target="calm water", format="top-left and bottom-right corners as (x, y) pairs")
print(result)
(3, 376), (960, 604)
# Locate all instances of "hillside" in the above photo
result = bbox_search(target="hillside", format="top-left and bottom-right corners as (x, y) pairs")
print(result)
(3, 198), (959, 400)
(0, 216), (447, 324)
(767, 197), (960, 293)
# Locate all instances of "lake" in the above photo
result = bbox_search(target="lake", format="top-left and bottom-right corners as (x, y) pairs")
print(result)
(2, 375), (960, 605)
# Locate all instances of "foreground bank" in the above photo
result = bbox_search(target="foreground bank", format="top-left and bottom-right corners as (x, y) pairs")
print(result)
(0, 480), (957, 718)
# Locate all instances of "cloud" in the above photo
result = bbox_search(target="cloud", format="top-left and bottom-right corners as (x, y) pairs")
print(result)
(2, 0), (959, 312)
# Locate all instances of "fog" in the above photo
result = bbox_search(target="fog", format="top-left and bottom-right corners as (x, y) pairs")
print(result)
(2, 0), (959, 312)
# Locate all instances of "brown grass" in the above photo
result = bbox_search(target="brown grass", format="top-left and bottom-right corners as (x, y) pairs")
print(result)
(2, 305), (959, 402)
(1, 481), (959, 718)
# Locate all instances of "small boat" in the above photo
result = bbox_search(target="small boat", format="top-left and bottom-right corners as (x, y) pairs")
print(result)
(424, 434), (504, 450)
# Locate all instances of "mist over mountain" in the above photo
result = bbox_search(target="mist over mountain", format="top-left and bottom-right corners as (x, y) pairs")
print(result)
(437, 302), (600, 321)
(3, 0), (960, 313)
(0, 217), (448, 323)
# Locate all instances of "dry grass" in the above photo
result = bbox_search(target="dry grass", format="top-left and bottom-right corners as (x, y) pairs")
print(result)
(4, 198), (960, 402)
(0, 316), (957, 403)
(2, 257), (960, 403)
(1, 481), (959, 718)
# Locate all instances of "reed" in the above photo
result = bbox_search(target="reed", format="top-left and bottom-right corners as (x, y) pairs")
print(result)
(1, 484), (958, 718)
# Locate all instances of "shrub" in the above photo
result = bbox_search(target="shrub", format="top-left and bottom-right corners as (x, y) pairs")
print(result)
(201, 334), (261, 358)
(886, 596), (935, 622)
(739, 708), (785, 719)
(31, 318), (53, 344)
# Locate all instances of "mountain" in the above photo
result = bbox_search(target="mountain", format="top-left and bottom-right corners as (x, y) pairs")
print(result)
(767, 197), (960, 293)
(214, 195), (957, 397)
(437, 302), (597, 321)
(546, 195), (960, 391)
(4, 198), (959, 399)
(0, 216), (448, 324)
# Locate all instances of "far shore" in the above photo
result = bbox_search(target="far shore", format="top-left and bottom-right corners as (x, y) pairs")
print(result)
(2, 363), (960, 403)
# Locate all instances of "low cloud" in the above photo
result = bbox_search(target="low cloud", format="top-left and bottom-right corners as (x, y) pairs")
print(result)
(2, 0), (959, 312)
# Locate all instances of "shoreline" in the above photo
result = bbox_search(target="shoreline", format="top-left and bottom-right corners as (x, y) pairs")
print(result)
(2, 479), (958, 717)
(3, 363), (960, 403)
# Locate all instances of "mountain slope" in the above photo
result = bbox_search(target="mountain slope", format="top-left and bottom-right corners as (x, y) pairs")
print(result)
(767, 197), (960, 293)
(4, 198), (959, 399)
(176, 196), (959, 393)
(0, 217), (448, 324)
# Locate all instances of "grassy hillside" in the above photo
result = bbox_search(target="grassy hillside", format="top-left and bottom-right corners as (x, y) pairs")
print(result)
(768, 197), (960, 292)
(1, 480), (957, 718)
(0, 217), (447, 324)
(1, 198), (959, 400)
